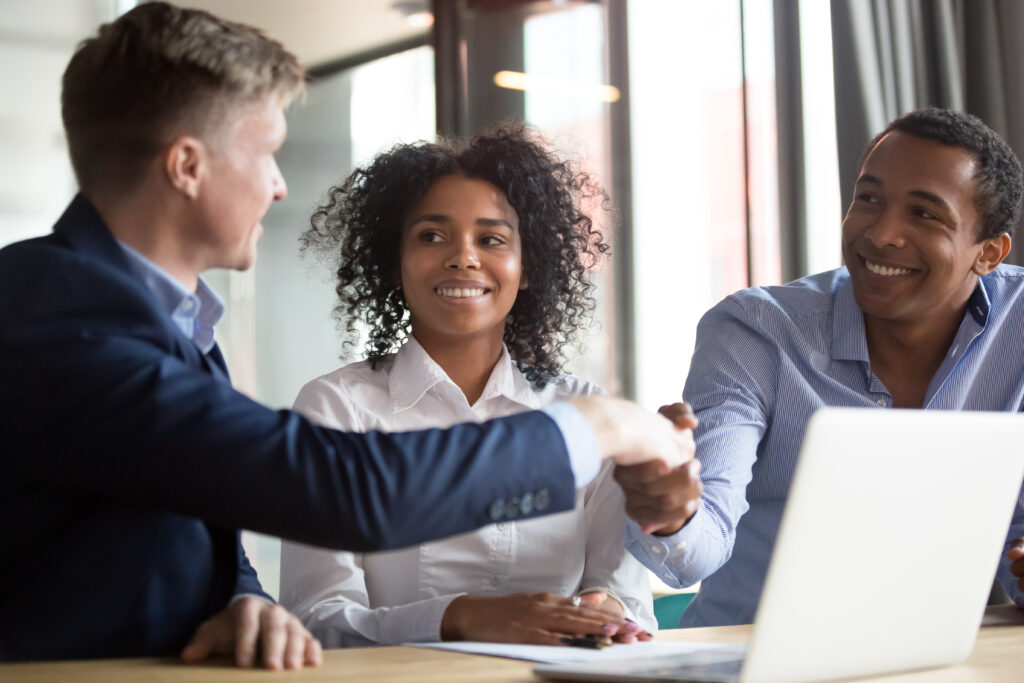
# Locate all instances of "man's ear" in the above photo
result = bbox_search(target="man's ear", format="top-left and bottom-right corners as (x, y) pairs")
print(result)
(973, 233), (1012, 276)
(164, 136), (205, 199)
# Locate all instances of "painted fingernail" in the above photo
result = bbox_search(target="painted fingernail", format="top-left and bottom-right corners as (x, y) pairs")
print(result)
(601, 623), (618, 634)
(624, 620), (641, 633)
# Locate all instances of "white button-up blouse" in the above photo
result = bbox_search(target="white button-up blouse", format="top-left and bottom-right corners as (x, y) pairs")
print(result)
(279, 337), (656, 646)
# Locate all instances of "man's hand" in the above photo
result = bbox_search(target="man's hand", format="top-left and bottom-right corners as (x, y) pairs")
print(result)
(440, 592), (640, 645)
(657, 402), (699, 432)
(1008, 537), (1024, 591)
(180, 596), (322, 670)
(568, 396), (695, 469)
(615, 403), (703, 535)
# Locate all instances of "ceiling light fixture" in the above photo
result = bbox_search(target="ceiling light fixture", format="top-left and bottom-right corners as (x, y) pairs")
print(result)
(493, 70), (621, 103)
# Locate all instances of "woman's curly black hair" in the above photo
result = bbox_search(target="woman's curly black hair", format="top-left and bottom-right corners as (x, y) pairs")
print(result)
(302, 122), (611, 387)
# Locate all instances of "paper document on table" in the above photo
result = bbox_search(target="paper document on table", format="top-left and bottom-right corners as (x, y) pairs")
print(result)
(408, 640), (747, 664)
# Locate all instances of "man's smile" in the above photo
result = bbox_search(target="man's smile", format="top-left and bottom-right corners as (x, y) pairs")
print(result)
(863, 258), (914, 277)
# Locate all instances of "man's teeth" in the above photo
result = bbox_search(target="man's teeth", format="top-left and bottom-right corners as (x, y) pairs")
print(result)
(436, 287), (485, 298)
(865, 260), (911, 277)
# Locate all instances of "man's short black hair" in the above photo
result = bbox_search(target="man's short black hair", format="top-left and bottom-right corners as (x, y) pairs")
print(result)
(860, 108), (1023, 240)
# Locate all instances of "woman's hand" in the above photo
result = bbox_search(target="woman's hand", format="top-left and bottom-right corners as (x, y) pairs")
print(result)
(440, 592), (632, 645)
(576, 591), (651, 643)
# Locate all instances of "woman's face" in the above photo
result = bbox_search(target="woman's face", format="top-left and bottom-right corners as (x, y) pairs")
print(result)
(399, 174), (526, 346)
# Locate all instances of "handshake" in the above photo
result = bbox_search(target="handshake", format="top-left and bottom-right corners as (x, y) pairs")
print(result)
(569, 396), (704, 536)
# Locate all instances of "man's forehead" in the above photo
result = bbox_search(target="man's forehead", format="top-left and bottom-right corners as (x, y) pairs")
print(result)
(223, 97), (287, 141)
(859, 131), (978, 188)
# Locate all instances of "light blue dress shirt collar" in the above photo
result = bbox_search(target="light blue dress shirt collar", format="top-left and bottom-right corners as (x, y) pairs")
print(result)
(830, 274), (992, 365)
(116, 241), (224, 354)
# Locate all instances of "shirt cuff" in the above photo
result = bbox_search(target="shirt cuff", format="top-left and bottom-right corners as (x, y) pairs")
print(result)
(384, 594), (465, 644)
(542, 402), (601, 489)
(625, 516), (702, 588)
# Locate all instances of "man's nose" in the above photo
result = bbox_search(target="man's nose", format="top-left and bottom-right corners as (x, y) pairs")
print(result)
(272, 162), (288, 201)
(863, 209), (907, 249)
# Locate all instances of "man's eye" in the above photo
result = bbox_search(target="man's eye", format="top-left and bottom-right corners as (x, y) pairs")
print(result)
(913, 208), (937, 220)
(855, 192), (878, 203)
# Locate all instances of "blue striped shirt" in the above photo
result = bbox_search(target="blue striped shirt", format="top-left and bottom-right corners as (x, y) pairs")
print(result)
(626, 265), (1024, 627)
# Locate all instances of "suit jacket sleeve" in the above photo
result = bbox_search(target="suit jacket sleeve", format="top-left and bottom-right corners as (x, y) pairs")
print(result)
(235, 540), (272, 601)
(0, 244), (576, 554)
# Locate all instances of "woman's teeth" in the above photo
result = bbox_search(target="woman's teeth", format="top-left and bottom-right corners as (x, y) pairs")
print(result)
(436, 287), (485, 298)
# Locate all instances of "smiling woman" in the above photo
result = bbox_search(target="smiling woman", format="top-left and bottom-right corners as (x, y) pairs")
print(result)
(278, 124), (658, 648)
(301, 122), (610, 387)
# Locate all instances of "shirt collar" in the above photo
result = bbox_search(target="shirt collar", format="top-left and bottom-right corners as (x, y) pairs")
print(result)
(388, 336), (542, 413)
(831, 270), (992, 362)
(831, 274), (870, 362)
(116, 241), (224, 354)
(967, 277), (991, 326)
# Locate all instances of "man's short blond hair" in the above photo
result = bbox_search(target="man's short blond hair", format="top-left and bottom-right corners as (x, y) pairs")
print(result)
(61, 1), (305, 199)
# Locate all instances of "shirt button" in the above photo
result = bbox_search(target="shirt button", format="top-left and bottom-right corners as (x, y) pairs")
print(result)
(488, 499), (505, 521)
(651, 545), (662, 554)
(181, 298), (195, 312)
(675, 541), (687, 550)
(875, 398), (886, 407)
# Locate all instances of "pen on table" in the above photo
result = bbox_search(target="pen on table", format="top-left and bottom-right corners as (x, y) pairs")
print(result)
(561, 636), (611, 649)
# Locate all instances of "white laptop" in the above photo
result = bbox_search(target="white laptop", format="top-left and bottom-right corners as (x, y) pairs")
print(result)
(535, 408), (1024, 683)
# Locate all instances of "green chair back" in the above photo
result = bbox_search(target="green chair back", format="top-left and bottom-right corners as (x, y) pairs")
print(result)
(652, 592), (696, 630)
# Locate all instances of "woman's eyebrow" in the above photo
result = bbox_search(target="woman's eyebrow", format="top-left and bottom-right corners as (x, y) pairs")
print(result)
(408, 213), (451, 225)
(476, 217), (515, 229)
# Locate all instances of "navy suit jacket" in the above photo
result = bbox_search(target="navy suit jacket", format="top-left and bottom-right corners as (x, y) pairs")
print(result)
(0, 195), (575, 661)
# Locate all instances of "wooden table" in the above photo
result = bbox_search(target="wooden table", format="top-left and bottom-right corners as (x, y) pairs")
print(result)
(4, 606), (1022, 682)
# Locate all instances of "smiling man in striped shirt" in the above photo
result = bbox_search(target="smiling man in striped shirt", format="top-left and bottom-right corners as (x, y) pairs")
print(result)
(617, 108), (1024, 627)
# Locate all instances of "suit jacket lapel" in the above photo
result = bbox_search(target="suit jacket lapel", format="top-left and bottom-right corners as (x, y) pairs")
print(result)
(203, 343), (232, 385)
(56, 194), (228, 383)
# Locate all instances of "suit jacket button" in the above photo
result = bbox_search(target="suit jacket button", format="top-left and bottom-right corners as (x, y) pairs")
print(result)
(488, 498), (505, 521)
(534, 489), (550, 511)
(520, 492), (533, 515)
(505, 497), (520, 518)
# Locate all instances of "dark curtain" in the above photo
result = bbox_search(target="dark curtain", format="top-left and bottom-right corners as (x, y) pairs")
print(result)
(831, 0), (1024, 264)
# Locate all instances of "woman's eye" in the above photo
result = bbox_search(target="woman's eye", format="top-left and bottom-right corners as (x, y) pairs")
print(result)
(855, 192), (878, 203)
(419, 230), (443, 242)
(481, 235), (505, 246)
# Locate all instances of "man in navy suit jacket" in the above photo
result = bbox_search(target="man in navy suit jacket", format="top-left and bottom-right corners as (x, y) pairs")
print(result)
(0, 2), (697, 670)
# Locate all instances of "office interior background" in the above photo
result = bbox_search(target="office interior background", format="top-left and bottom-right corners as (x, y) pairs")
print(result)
(3, 0), (1023, 599)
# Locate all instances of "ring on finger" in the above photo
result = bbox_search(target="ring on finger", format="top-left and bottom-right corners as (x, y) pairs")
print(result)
(570, 595), (582, 608)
